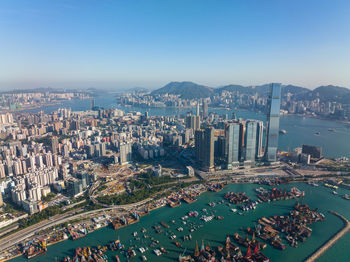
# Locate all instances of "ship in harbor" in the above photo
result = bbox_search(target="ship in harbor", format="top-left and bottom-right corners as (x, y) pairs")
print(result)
(279, 129), (287, 134)
(23, 240), (47, 259)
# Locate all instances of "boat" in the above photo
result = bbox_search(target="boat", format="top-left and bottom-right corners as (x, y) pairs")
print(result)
(279, 129), (287, 134)
(153, 249), (162, 256)
(160, 221), (170, 228)
(328, 128), (336, 132)
(314, 132), (320, 135)
(343, 194), (350, 200)
(25, 248), (47, 259)
(115, 255), (121, 262)
(215, 216), (224, 220)
(173, 241), (181, 247)
(332, 191), (338, 195)
(141, 255), (147, 261)
(231, 208), (237, 213)
(324, 183), (338, 190)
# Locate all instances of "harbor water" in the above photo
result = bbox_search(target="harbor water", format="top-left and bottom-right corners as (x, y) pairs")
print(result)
(12, 183), (350, 262)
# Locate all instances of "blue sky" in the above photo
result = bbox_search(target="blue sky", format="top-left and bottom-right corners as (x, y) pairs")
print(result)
(0, 0), (350, 90)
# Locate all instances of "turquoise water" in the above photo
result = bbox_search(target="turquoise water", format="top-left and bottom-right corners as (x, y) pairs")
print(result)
(12, 183), (350, 262)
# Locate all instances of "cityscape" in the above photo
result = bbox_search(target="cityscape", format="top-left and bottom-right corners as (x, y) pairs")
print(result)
(1, 1), (350, 262)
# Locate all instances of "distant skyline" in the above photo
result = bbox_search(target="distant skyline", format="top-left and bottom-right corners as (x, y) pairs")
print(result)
(1, 0), (350, 90)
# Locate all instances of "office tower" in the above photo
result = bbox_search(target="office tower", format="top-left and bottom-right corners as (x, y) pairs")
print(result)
(239, 120), (246, 161)
(185, 115), (201, 131)
(256, 121), (264, 158)
(225, 122), (240, 169)
(203, 127), (214, 170)
(202, 99), (208, 119)
(265, 83), (281, 162)
(196, 101), (200, 116)
(51, 136), (59, 154)
(195, 130), (204, 163)
(244, 120), (258, 162)
(195, 127), (214, 170)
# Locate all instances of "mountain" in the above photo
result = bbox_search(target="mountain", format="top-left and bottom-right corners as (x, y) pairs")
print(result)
(215, 84), (248, 94)
(151, 81), (350, 103)
(282, 84), (309, 94)
(151, 81), (213, 99)
(310, 85), (350, 103)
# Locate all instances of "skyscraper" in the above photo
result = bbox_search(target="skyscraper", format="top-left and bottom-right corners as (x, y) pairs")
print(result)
(256, 121), (264, 158)
(265, 83), (281, 162)
(186, 115), (201, 131)
(225, 122), (240, 169)
(202, 99), (208, 119)
(195, 127), (214, 170)
(203, 127), (214, 170)
(244, 120), (258, 163)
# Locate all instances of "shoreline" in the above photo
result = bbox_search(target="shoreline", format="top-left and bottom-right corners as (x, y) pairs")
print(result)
(305, 211), (350, 262)
(3, 179), (346, 261)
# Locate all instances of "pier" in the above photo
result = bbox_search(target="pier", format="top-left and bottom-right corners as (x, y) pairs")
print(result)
(305, 211), (350, 262)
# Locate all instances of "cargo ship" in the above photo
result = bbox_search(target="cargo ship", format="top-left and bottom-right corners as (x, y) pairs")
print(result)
(23, 240), (47, 259)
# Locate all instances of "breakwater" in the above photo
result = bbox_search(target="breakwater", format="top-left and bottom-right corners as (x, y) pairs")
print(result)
(305, 211), (350, 262)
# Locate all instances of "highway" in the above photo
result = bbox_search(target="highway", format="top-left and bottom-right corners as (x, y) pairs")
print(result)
(0, 198), (151, 252)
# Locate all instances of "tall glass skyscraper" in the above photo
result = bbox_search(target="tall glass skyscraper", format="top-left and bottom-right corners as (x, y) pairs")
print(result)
(225, 122), (240, 169)
(244, 120), (258, 162)
(265, 83), (281, 162)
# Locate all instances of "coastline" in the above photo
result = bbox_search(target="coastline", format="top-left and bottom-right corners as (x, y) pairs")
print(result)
(5, 179), (350, 261)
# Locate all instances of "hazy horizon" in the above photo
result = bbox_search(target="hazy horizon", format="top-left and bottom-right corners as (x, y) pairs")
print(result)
(1, 80), (350, 93)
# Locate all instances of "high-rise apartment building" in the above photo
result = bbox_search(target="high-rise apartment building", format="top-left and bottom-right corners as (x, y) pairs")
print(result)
(186, 115), (201, 131)
(119, 142), (132, 164)
(265, 83), (281, 162)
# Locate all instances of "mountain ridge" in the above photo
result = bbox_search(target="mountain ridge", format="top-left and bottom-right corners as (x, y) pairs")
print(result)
(151, 82), (350, 102)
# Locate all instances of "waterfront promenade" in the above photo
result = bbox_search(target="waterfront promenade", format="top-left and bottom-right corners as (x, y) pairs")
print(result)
(305, 211), (350, 262)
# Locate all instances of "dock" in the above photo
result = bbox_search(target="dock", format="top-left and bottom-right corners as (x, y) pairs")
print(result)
(305, 211), (350, 262)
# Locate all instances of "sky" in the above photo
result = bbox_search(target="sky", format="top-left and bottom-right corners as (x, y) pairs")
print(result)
(0, 0), (350, 90)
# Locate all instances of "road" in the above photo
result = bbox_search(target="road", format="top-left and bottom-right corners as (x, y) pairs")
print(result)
(0, 198), (151, 252)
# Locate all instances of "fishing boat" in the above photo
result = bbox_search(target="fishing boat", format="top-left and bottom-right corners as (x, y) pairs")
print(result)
(343, 194), (350, 200)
